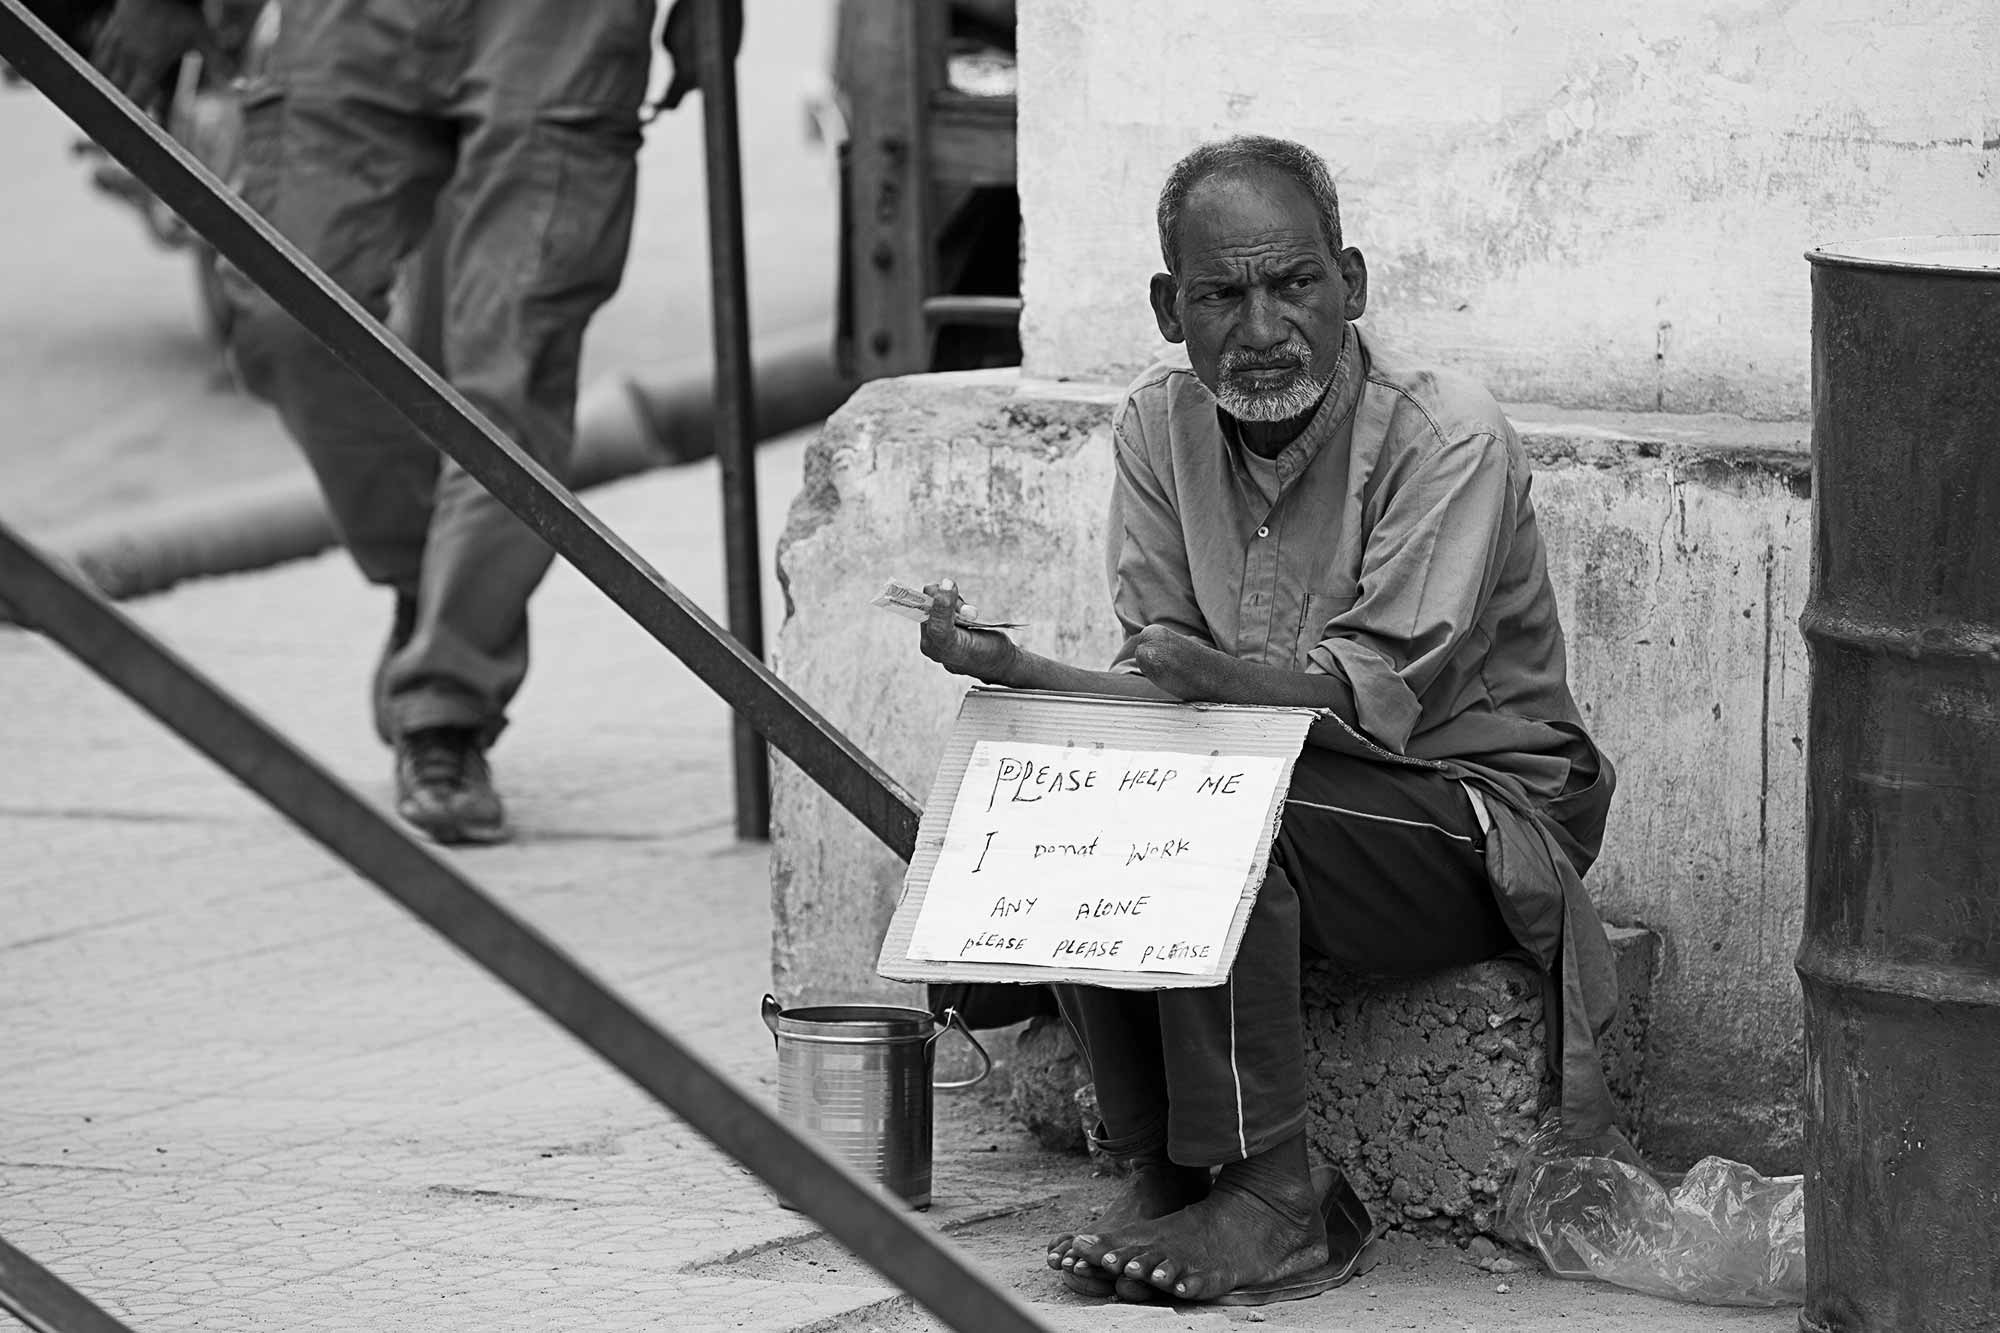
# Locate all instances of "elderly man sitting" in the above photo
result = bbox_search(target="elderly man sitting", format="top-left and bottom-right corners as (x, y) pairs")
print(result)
(918, 134), (1623, 1306)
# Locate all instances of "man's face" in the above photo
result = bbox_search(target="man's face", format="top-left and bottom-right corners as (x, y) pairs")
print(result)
(1150, 166), (1367, 422)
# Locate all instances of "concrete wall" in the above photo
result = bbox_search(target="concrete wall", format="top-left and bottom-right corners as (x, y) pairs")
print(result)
(1017, 0), (2000, 417)
(1527, 417), (1811, 1169)
(773, 374), (1812, 1171)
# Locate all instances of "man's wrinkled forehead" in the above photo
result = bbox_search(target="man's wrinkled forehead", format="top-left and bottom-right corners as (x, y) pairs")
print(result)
(1171, 167), (1334, 275)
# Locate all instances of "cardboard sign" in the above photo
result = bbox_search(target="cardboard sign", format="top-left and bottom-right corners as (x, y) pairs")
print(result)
(878, 689), (1318, 990)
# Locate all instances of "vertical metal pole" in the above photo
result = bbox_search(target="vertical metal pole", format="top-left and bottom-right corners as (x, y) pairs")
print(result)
(694, 0), (770, 841)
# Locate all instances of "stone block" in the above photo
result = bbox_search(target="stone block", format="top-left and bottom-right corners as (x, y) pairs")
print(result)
(1007, 1015), (1090, 1154)
(770, 371), (1125, 1014)
(1302, 924), (1658, 1239)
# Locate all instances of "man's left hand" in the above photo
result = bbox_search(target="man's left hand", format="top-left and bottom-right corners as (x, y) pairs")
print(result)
(1136, 623), (1359, 721)
(1133, 624), (1241, 700)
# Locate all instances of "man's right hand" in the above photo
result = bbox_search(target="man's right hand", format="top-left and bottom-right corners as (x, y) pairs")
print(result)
(919, 579), (1019, 684)
(92, 0), (216, 108)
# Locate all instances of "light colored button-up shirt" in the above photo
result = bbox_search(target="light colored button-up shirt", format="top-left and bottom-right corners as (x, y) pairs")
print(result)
(1107, 326), (1626, 1137)
(1106, 324), (1605, 829)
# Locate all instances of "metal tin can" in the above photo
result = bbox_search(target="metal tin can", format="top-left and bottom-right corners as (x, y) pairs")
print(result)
(761, 996), (990, 1209)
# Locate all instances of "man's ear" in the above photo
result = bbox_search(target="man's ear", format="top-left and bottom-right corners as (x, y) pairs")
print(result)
(1149, 272), (1185, 343)
(1338, 247), (1368, 321)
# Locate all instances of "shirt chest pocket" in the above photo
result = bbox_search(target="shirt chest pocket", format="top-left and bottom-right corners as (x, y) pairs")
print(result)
(1296, 589), (1360, 666)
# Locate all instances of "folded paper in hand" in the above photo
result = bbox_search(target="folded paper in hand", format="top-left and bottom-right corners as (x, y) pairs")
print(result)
(872, 580), (1026, 632)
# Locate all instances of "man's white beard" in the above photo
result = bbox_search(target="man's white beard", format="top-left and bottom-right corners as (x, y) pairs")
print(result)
(1214, 342), (1331, 422)
(1215, 369), (1332, 422)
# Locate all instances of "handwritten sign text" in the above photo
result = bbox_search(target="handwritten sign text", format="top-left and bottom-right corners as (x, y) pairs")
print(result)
(904, 740), (1287, 976)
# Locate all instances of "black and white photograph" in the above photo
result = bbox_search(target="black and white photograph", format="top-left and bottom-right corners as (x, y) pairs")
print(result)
(2, 1), (1994, 1329)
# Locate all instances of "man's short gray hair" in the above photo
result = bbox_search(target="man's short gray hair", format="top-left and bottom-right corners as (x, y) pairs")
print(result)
(1156, 135), (1343, 274)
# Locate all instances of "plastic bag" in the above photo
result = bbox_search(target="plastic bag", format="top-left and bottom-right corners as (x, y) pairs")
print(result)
(1502, 1121), (1805, 1307)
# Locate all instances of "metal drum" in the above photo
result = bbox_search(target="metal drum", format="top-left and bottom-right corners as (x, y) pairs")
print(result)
(761, 997), (989, 1209)
(1799, 236), (2000, 1333)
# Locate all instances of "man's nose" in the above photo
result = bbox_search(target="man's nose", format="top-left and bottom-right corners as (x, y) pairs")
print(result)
(1237, 288), (1292, 351)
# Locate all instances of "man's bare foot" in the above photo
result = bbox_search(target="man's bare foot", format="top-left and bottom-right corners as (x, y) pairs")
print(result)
(1047, 1159), (1209, 1295)
(1069, 1137), (1327, 1302)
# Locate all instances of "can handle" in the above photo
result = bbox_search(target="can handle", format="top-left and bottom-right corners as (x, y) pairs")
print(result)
(760, 993), (782, 1049)
(929, 1006), (992, 1091)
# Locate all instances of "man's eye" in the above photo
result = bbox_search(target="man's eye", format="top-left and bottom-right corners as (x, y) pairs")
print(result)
(1288, 275), (1319, 291)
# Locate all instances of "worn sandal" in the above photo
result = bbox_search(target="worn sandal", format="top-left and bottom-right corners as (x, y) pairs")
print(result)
(1208, 1167), (1379, 1307)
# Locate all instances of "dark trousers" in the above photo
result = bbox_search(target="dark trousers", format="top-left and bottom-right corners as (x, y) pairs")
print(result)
(1055, 746), (1516, 1168)
(227, 0), (652, 743)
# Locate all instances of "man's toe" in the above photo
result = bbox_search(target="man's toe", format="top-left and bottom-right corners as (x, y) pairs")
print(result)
(1167, 1263), (1221, 1300)
(1113, 1274), (1166, 1303)
(1121, 1247), (1167, 1280)
(1055, 1251), (1116, 1299)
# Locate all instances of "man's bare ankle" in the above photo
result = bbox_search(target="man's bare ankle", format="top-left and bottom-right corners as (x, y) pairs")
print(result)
(1209, 1135), (1320, 1225)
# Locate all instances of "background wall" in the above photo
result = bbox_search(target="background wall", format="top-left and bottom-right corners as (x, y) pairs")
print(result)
(1017, 0), (2000, 417)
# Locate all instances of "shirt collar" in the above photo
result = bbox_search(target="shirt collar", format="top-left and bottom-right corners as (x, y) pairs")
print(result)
(1215, 322), (1364, 478)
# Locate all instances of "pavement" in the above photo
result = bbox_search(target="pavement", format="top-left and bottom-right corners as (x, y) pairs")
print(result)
(0, 436), (1802, 1333)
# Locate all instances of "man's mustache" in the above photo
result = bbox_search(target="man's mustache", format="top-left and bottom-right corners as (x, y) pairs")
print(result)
(1220, 343), (1313, 375)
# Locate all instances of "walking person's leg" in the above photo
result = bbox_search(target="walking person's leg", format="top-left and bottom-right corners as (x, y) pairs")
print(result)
(370, 0), (650, 840)
(224, 0), (456, 787)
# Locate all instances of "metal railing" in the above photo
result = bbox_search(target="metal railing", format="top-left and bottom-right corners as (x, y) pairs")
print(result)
(0, 2), (1041, 1330)
(0, 1236), (140, 1333)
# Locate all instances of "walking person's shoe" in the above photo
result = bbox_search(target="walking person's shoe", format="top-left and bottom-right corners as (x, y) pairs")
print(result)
(394, 726), (510, 845)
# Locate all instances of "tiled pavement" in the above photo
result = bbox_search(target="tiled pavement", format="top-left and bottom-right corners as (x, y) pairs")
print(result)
(1, 437), (1800, 1333)
(1, 435), (917, 1332)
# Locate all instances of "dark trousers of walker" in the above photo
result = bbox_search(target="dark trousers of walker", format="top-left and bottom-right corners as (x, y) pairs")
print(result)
(1054, 745), (1517, 1169)
(225, 0), (652, 746)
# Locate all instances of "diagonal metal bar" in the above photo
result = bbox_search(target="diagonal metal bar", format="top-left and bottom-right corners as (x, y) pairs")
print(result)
(0, 1236), (142, 1333)
(0, 0), (919, 863)
(0, 518), (1052, 1333)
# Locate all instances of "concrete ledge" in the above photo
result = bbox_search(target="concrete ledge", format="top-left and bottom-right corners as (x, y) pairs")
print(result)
(1302, 925), (1658, 1240)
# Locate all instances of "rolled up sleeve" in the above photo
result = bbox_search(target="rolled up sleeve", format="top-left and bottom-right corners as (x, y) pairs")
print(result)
(1105, 403), (1213, 672)
(1304, 431), (1515, 751)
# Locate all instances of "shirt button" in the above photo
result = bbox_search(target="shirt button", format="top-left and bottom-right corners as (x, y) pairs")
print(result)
(1256, 526), (1270, 538)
